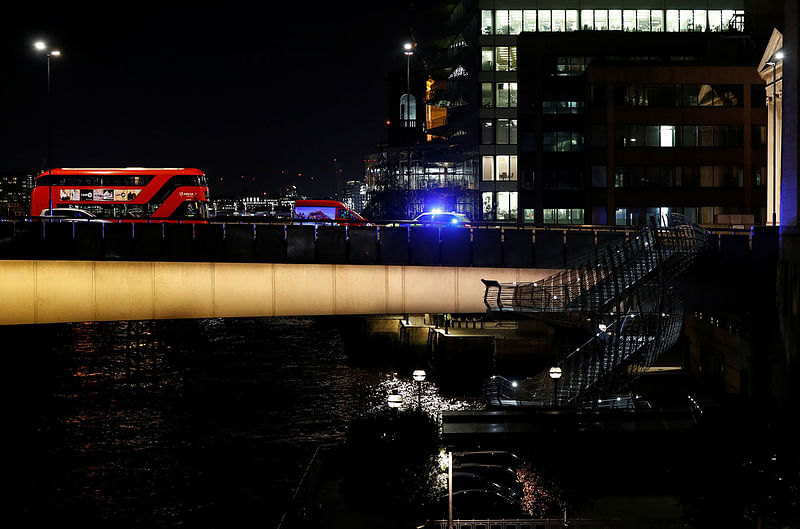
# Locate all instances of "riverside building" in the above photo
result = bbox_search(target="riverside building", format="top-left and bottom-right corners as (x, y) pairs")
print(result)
(389, 1), (779, 226)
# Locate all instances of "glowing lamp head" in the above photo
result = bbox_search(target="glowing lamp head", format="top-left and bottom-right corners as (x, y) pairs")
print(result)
(34, 41), (46, 50)
(412, 369), (426, 382)
(598, 323), (608, 332)
(549, 366), (563, 379)
(387, 391), (402, 408)
(50, 50), (61, 57)
(775, 50), (785, 60)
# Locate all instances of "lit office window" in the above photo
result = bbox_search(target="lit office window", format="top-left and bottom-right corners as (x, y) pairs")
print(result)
(481, 83), (493, 108)
(509, 10), (523, 34)
(481, 47), (494, 71)
(496, 10), (509, 35)
(496, 192), (518, 220)
(722, 10), (736, 30)
(496, 119), (518, 144)
(496, 83), (517, 108)
(496, 155), (518, 181)
(666, 10), (679, 32)
(609, 10), (623, 30)
(660, 125), (675, 147)
(680, 10), (693, 31)
(524, 209), (536, 223)
(616, 208), (628, 225)
(482, 192), (493, 220)
(581, 10), (593, 30)
(523, 10), (536, 32)
(694, 10), (706, 31)
(595, 10), (608, 30)
(538, 10), (551, 31)
(566, 10), (578, 31)
(636, 10), (650, 31)
(543, 132), (584, 152)
(496, 46), (517, 71)
(482, 156), (494, 181)
(651, 10), (664, 32)
(623, 10), (635, 31)
(709, 10), (722, 31)
(552, 10), (565, 32)
(481, 10), (493, 35)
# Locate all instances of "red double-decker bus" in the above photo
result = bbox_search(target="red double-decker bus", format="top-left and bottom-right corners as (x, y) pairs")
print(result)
(30, 167), (210, 221)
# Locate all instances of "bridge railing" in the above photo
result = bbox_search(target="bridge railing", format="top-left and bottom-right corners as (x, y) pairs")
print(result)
(0, 219), (770, 268)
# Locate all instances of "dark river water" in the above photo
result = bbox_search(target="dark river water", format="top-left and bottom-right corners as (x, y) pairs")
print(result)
(0, 317), (480, 529)
(3, 317), (798, 528)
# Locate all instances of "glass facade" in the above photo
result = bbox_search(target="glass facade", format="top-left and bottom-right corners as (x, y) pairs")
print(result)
(614, 166), (745, 188)
(480, 9), (744, 34)
(472, 5), (752, 224)
(616, 124), (743, 148)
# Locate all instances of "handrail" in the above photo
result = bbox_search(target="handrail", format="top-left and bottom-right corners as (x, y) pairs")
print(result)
(481, 213), (708, 408)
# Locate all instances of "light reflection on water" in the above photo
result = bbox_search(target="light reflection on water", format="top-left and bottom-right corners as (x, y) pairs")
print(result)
(1, 317), (483, 528)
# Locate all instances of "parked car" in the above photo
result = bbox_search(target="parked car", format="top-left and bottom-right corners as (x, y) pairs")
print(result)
(38, 208), (111, 222)
(435, 488), (524, 519)
(452, 471), (522, 500)
(452, 450), (523, 470)
(388, 211), (470, 228)
(452, 463), (522, 492)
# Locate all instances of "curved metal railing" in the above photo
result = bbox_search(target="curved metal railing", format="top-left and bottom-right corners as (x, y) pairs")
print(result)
(482, 214), (708, 408)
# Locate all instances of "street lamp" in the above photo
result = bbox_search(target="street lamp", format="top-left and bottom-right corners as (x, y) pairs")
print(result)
(403, 42), (414, 216)
(447, 450), (453, 529)
(34, 41), (61, 217)
(387, 389), (403, 410)
(765, 49), (784, 226)
(412, 369), (426, 409)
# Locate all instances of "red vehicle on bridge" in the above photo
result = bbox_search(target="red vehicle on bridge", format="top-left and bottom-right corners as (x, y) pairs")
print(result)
(30, 167), (210, 222)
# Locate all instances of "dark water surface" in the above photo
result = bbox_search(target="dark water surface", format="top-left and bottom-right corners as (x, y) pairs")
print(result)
(0, 317), (478, 528)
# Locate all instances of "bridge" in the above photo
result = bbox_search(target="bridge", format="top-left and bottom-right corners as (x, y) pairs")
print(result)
(0, 219), (771, 325)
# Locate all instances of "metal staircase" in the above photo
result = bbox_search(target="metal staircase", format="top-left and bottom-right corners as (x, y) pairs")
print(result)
(482, 214), (708, 408)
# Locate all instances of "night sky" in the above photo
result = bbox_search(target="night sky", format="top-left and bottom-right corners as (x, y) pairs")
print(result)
(0, 4), (411, 197)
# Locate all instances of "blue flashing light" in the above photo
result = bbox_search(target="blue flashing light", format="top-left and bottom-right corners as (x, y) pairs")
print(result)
(431, 207), (442, 214)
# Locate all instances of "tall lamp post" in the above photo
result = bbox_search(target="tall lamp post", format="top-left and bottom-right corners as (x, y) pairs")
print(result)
(766, 50), (784, 226)
(403, 42), (414, 217)
(412, 369), (426, 410)
(34, 41), (61, 217)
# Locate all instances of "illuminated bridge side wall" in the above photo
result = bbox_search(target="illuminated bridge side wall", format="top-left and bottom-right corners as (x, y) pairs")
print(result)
(0, 260), (559, 325)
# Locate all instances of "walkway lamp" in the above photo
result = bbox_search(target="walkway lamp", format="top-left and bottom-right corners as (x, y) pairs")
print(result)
(412, 369), (426, 409)
(34, 41), (61, 217)
(447, 450), (453, 529)
(387, 389), (403, 410)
